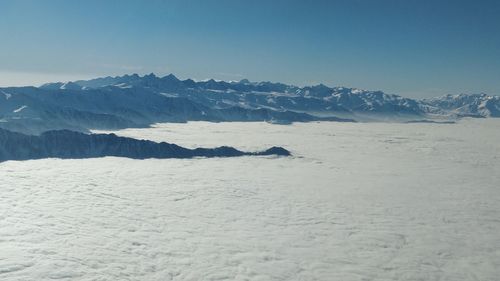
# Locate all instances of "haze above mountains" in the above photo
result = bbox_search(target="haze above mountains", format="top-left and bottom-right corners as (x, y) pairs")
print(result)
(0, 73), (499, 136)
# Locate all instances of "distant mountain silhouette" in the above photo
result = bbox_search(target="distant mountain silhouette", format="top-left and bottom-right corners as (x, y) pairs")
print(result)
(0, 128), (290, 162)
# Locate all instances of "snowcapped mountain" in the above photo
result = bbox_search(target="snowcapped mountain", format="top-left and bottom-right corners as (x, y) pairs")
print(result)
(0, 73), (497, 134)
(41, 73), (424, 116)
(3, 76), (353, 135)
(421, 93), (500, 118)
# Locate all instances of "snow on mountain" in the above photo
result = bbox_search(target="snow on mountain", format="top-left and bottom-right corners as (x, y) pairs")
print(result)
(1, 90), (12, 100)
(1, 81), (352, 135)
(40, 81), (83, 90)
(12, 105), (28, 113)
(2, 73), (499, 134)
(49, 73), (424, 116)
(422, 93), (500, 118)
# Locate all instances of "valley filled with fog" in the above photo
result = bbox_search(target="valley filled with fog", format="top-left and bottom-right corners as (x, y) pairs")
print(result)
(1, 119), (500, 280)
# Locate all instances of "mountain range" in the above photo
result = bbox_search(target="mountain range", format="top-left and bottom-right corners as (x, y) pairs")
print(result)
(0, 128), (290, 162)
(0, 73), (498, 135)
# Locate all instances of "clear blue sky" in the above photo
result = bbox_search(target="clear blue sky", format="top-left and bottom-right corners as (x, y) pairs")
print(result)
(0, 0), (499, 97)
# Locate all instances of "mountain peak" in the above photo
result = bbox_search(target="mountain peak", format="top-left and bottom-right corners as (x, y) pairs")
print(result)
(123, 73), (140, 79)
(161, 73), (179, 81)
(144, 73), (157, 79)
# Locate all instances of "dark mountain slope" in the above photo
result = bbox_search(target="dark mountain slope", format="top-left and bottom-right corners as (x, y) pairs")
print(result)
(0, 128), (290, 162)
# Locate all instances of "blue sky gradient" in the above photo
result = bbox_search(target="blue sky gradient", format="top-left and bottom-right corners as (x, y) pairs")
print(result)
(0, 0), (499, 97)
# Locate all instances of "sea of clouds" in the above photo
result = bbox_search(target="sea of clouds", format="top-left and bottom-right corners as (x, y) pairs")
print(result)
(1, 119), (499, 280)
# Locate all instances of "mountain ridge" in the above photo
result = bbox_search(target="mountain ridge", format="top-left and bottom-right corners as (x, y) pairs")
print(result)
(41, 73), (499, 118)
(0, 128), (291, 162)
(0, 73), (498, 135)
